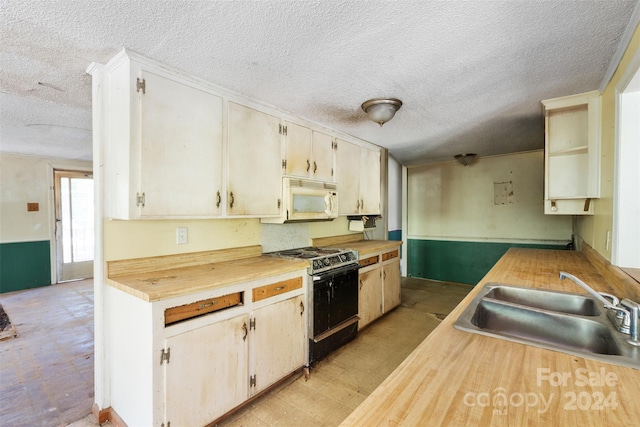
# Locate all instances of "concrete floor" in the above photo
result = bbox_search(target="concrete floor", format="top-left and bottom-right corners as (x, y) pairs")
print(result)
(0, 279), (95, 427)
(0, 277), (471, 427)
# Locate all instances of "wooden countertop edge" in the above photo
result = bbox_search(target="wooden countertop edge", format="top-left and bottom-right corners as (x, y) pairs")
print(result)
(340, 248), (640, 426)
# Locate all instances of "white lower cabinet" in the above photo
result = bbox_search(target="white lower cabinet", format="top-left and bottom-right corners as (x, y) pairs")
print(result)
(358, 268), (383, 329)
(357, 246), (402, 329)
(163, 294), (306, 425)
(164, 314), (249, 426)
(107, 270), (307, 427)
(383, 258), (401, 313)
(250, 295), (306, 395)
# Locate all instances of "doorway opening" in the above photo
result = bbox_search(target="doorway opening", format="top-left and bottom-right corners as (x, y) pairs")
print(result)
(54, 170), (94, 282)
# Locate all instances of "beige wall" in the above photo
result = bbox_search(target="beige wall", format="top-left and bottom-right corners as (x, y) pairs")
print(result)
(103, 215), (359, 261)
(408, 151), (572, 243)
(576, 23), (640, 260)
(0, 153), (92, 243)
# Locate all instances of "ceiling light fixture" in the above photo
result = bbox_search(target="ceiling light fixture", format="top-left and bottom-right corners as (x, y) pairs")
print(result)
(454, 153), (477, 166)
(361, 98), (402, 126)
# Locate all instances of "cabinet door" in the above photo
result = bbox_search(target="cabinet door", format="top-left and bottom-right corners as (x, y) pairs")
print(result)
(283, 121), (312, 177)
(360, 148), (381, 215)
(336, 139), (362, 215)
(164, 315), (249, 427)
(227, 102), (282, 216)
(251, 295), (306, 395)
(383, 259), (401, 313)
(139, 71), (224, 217)
(311, 130), (335, 182)
(358, 268), (383, 329)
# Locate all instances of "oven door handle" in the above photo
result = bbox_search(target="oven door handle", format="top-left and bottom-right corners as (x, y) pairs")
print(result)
(312, 263), (360, 280)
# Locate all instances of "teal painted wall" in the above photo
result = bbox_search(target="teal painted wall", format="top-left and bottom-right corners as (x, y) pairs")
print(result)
(388, 230), (402, 241)
(0, 241), (51, 293)
(407, 239), (568, 285)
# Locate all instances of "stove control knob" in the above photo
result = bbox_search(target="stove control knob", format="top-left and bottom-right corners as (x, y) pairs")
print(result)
(323, 258), (330, 266)
(339, 254), (346, 262)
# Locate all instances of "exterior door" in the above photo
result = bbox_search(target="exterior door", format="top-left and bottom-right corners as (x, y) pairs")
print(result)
(54, 170), (94, 282)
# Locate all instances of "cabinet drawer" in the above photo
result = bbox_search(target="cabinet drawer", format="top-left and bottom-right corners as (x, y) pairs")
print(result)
(253, 277), (303, 302)
(382, 250), (399, 262)
(165, 292), (243, 326)
(359, 255), (379, 268)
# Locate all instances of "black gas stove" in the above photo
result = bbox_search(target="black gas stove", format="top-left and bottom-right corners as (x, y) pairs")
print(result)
(266, 246), (358, 275)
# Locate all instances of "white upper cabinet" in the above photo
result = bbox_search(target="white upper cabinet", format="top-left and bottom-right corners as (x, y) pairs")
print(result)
(139, 71), (224, 217)
(227, 102), (282, 216)
(91, 50), (381, 219)
(311, 130), (336, 182)
(95, 51), (223, 219)
(282, 122), (335, 181)
(542, 90), (601, 215)
(336, 138), (381, 215)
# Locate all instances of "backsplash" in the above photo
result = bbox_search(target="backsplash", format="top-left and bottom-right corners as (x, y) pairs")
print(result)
(260, 223), (311, 253)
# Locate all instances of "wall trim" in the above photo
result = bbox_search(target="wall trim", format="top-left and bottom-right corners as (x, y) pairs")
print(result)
(91, 403), (128, 427)
(581, 241), (640, 302)
(407, 236), (571, 246)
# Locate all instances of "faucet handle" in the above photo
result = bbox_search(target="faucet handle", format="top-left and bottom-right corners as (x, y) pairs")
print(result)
(621, 299), (640, 345)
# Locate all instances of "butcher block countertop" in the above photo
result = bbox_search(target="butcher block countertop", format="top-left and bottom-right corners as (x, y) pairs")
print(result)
(341, 248), (640, 426)
(106, 245), (309, 302)
(312, 234), (401, 256)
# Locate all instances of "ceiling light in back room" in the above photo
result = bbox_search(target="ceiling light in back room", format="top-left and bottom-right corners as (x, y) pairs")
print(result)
(454, 153), (477, 166)
(361, 98), (402, 126)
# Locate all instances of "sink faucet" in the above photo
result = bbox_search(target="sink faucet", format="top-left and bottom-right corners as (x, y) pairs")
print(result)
(559, 271), (640, 346)
(559, 272), (618, 309)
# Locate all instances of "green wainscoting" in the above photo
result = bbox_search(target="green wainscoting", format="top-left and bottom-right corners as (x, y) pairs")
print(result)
(0, 241), (51, 293)
(388, 229), (402, 241)
(407, 239), (568, 285)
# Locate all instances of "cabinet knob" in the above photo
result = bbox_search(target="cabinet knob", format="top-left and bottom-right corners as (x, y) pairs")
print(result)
(216, 191), (221, 208)
(300, 301), (305, 315)
(306, 159), (311, 172)
(313, 161), (317, 173)
(229, 192), (235, 209)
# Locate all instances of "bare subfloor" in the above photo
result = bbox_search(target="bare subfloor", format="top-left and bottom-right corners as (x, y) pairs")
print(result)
(0, 277), (471, 427)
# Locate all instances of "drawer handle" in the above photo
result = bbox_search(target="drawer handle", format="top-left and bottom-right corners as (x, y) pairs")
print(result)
(274, 286), (286, 291)
(198, 301), (218, 310)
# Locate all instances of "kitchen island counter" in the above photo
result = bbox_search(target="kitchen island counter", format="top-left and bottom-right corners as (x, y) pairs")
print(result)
(340, 248), (640, 426)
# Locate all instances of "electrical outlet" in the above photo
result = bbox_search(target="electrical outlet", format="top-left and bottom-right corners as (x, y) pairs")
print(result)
(176, 227), (188, 245)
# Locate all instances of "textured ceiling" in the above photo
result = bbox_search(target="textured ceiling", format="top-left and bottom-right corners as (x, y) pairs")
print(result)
(1, 1), (638, 165)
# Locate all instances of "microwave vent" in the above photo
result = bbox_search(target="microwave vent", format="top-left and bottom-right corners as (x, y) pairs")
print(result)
(289, 179), (337, 191)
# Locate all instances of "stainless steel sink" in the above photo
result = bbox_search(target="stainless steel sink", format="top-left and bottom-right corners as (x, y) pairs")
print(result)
(454, 283), (640, 369)
(483, 285), (600, 316)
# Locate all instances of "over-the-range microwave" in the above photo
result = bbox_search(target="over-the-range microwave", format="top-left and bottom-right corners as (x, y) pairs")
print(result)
(261, 178), (338, 223)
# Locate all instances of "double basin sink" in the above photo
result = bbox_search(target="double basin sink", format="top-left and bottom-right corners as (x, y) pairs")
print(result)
(453, 283), (639, 369)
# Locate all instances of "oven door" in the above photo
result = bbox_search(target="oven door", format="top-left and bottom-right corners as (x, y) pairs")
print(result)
(312, 264), (359, 337)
